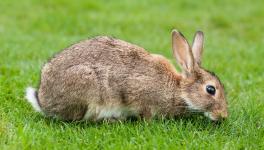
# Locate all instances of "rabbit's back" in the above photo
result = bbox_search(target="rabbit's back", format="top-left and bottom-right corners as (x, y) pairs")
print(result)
(38, 36), (179, 120)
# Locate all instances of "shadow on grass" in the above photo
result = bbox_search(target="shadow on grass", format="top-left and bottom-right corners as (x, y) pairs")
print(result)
(31, 112), (228, 131)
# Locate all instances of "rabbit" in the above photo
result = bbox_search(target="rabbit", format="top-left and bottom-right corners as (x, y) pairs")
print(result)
(25, 30), (228, 121)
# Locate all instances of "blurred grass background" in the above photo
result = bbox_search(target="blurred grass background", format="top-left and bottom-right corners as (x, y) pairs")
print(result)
(0, 0), (264, 149)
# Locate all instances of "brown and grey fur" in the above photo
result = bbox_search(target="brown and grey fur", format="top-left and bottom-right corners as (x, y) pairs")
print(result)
(25, 30), (228, 121)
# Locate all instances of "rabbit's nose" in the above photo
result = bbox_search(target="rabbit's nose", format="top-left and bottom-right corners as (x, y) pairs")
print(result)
(205, 109), (228, 121)
(220, 111), (228, 119)
(214, 111), (228, 122)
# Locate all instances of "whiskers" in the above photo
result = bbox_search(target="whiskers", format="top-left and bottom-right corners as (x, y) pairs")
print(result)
(187, 108), (204, 113)
(172, 105), (203, 113)
(173, 106), (188, 108)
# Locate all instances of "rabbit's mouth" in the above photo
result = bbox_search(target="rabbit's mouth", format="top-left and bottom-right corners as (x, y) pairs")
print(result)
(204, 111), (228, 121)
(204, 112), (216, 121)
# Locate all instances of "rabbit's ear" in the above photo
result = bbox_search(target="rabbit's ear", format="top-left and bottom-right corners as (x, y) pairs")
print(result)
(192, 31), (204, 65)
(172, 30), (195, 75)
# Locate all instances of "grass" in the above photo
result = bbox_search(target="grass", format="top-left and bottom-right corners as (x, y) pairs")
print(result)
(0, 0), (264, 149)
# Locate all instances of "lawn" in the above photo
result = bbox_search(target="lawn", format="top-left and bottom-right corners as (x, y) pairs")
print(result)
(0, 0), (264, 149)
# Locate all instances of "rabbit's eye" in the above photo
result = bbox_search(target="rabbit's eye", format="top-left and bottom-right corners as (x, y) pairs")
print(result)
(206, 85), (216, 95)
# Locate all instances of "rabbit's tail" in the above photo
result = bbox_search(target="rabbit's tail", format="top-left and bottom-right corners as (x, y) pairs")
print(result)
(25, 87), (42, 113)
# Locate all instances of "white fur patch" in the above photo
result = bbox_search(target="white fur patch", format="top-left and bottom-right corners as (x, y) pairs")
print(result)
(83, 104), (135, 121)
(25, 87), (42, 112)
(204, 112), (216, 121)
(97, 106), (122, 119)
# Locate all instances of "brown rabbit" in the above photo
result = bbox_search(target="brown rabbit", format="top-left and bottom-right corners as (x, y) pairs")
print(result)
(25, 30), (228, 121)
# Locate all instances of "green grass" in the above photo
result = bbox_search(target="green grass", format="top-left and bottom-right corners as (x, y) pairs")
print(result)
(1, 0), (264, 149)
